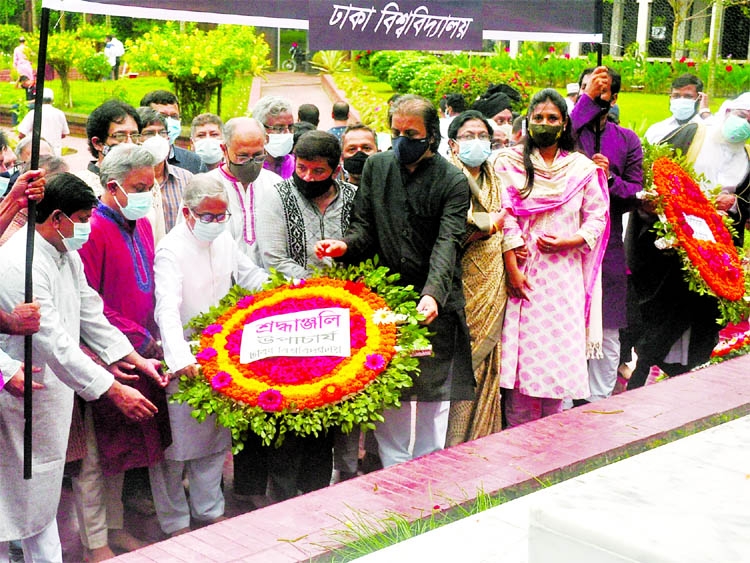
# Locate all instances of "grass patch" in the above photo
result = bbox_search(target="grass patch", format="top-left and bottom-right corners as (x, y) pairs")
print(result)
(0, 74), (254, 122)
(319, 489), (510, 562)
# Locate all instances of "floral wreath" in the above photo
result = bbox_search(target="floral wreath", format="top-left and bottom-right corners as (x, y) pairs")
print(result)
(171, 258), (431, 448)
(642, 155), (750, 325)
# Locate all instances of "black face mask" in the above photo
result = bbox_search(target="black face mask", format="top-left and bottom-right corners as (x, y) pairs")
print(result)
(343, 151), (369, 176)
(392, 136), (429, 165)
(228, 159), (262, 186)
(528, 124), (563, 148)
(594, 96), (612, 110)
(293, 171), (334, 199)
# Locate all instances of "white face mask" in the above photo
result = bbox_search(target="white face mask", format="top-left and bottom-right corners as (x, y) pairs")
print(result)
(457, 139), (492, 167)
(265, 133), (294, 158)
(190, 213), (226, 242)
(141, 134), (170, 163)
(194, 138), (224, 165)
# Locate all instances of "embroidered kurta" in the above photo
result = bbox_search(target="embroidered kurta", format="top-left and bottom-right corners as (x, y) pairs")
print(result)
(496, 147), (609, 399)
(208, 165), (281, 262)
(0, 227), (131, 540)
(255, 177), (357, 279)
(154, 222), (268, 460)
(78, 203), (170, 475)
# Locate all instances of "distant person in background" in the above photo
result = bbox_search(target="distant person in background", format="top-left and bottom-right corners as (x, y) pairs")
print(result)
(328, 101), (350, 141)
(18, 75), (36, 102)
(140, 90), (205, 174)
(565, 82), (580, 114)
(4, 137), (54, 195)
(13, 37), (33, 82)
(644, 74), (711, 144)
(297, 103), (320, 127)
(340, 123), (378, 186)
(105, 34), (125, 80)
(190, 113), (224, 171)
(438, 93), (467, 156)
(292, 121), (316, 150)
(17, 87), (70, 157)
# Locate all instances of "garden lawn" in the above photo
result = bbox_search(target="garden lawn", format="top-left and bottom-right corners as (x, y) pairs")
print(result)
(0, 74), (254, 123)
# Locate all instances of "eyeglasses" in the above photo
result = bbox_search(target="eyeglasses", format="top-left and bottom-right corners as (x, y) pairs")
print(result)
(229, 152), (266, 166)
(108, 132), (142, 142)
(456, 133), (491, 142)
(264, 124), (292, 134)
(190, 210), (232, 224)
(140, 129), (168, 140)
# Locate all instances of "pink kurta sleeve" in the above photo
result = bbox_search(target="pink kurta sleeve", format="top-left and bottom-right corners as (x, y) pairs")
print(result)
(575, 168), (609, 251)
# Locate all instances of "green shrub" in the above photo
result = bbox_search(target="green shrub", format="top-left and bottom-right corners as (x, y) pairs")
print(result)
(311, 50), (350, 74)
(369, 51), (402, 81)
(78, 52), (112, 82)
(352, 50), (375, 69)
(0, 24), (24, 54)
(386, 55), (438, 93)
(433, 66), (531, 112)
(408, 64), (450, 103)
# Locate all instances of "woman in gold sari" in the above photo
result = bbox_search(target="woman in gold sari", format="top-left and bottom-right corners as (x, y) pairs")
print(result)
(445, 110), (508, 445)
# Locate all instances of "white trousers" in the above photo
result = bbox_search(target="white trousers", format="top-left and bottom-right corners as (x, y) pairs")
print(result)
(586, 327), (621, 402)
(0, 520), (62, 563)
(71, 405), (124, 549)
(374, 401), (450, 468)
(149, 451), (226, 535)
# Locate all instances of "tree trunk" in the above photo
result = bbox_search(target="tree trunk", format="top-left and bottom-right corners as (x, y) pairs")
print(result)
(59, 71), (71, 108)
(707, 0), (725, 98)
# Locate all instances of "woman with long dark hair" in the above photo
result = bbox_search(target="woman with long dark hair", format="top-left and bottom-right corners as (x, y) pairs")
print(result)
(494, 89), (609, 426)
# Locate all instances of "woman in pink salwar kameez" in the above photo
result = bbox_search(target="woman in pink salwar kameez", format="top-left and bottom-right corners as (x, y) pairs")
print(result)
(494, 89), (609, 427)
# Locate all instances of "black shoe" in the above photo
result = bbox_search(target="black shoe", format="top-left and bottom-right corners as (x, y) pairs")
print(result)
(572, 399), (590, 408)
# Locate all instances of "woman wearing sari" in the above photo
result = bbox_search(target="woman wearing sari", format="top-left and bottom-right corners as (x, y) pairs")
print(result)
(445, 110), (507, 445)
(494, 89), (609, 427)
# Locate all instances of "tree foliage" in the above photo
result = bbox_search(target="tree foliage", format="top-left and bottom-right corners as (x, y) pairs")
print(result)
(0, 23), (24, 53)
(126, 22), (270, 121)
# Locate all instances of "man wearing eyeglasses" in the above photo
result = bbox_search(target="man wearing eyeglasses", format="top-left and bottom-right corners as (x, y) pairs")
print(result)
(76, 100), (143, 197)
(73, 144), (170, 561)
(140, 90), (206, 175)
(207, 117), (281, 262)
(137, 107), (193, 238)
(252, 95), (296, 179)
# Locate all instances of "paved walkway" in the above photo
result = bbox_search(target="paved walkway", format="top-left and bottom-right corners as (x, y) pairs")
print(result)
(252, 72), (340, 129)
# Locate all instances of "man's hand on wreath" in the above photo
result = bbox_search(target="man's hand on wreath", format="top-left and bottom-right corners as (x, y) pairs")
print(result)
(174, 363), (200, 379)
(416, 295), (438, 325)
(715, 192), (737, 212)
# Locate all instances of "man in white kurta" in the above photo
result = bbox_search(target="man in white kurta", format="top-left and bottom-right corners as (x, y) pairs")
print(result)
(152, 174), (268, 535)
(207, 117), (281, 263)
(0, 173), (160, 563)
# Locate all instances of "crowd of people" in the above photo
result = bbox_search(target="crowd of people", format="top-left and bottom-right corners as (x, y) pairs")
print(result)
(0, 66), (748, 561)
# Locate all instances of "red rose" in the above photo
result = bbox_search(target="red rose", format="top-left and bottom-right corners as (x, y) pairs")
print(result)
(679, 56), (686, 63)
(687, 61), (696, 68)
(548, 46), (555, 52)
(726, 65), (733, 72)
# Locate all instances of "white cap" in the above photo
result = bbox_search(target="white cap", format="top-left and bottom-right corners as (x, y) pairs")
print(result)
(720, 92), (750, 113)
(566, 82), (580, 95)
(43, 88), (54, 102)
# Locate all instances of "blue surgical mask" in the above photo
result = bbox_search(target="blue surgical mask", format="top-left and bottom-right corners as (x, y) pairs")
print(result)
(191, 217), (226, 243)
(165, 117), (181, 145)
(457, 139), (492, 167)
(721, 114), (750, 144)
(57, 214), (91, 252)
(670, 97), (697, 122)
(115, 182), (153, 220)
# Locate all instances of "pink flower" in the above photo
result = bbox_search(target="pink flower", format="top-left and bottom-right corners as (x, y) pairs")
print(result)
(237, 295), (255, 309)
(451, 78), (458, 84)
(504, 47), (510, 53)
(463, 82), (470, 89)
(211, 371), (232, 389)
(293, 279), (307, 288)
(564, 53), (570, 59)
(196, 347), (217, 361)
(202, 324), (223, 336)
(365, 353), (386, 370)
(548, 46), (555, 53)
(258, 389), (284, 411)
(433, 504), (441, 510)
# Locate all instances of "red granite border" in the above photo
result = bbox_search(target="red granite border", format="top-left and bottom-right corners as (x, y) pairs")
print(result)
(115, 355), (750, 562)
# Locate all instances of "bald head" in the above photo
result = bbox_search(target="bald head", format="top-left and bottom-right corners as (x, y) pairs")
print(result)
(223, 117), (266, 147)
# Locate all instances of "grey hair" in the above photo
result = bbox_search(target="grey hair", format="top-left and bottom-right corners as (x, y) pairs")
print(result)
(252, 96), (293, 127)
(15, 136), (53, 160)
(183, 173), (228, 210)
(99, 144), (156, 187)
(191, 113), (224, 138)
(223, 116), (265, 145)
(137, 106), (166, 128)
